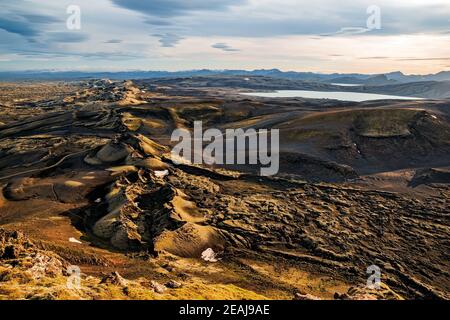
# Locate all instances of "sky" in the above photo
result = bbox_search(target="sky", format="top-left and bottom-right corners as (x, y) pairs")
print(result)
(1, 0), (450, 74)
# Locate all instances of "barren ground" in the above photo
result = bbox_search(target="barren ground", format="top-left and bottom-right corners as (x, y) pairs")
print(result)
(0, 79), (448, 300)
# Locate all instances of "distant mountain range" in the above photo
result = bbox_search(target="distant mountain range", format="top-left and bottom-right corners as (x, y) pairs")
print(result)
(148, 75), (450, 99)
(1, 68), (450, 83)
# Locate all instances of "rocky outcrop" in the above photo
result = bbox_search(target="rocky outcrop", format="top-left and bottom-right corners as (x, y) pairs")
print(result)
(0, 229), (66, 278)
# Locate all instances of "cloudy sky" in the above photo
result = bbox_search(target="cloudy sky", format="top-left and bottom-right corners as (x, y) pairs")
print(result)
(1, 0), (450, 74)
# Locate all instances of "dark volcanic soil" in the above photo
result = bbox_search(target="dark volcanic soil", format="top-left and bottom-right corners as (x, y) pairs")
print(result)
(0, 79), (449, 300)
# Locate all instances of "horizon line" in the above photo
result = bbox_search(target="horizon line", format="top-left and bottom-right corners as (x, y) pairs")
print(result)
(1, 68), (449, 77)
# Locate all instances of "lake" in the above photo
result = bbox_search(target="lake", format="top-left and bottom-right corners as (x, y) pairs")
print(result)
(242, 90), (422, 102)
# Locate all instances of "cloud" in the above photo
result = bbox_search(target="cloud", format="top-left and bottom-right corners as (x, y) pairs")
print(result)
(358, 56), (390, 59)
(211, 42), (240, 52)
(104, 39), (123, 44)
(0, 3), (61, 39)
(19, 14), (61, 24)
(0, 16), (40, 37)
(12, 48), (144, 60)
(78, 51), (144, 59)
(2, 0), (450, 73)
(144, 18), (173, 26)
(320, 27), (371, 37)
(153, 33), (184, 47)
(396, 57), (450, 61)
(111, 0), (245, 17)
(354, 56), (450, 63)
(111, 0), (450, 39)
(46, 32), (89, 43)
